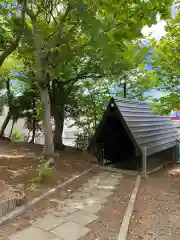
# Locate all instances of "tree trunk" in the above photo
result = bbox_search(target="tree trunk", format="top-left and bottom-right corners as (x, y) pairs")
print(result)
(0, 111), (11, 138)
(51, 81), (65, 150)
(30, 13), (55, 165)
(53, 103), (65, 150)
(39, 87), (55, 159)
(9, 117), (15, 138)
(29, 119), (36, 143)
(29, 100), (36, 144)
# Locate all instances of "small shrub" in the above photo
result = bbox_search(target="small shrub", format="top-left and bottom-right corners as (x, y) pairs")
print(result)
(11, 128), (28, 143)
(37, 164), (53, 184)
(11, 128), (22, 142)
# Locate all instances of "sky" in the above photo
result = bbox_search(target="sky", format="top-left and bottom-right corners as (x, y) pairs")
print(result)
(142, 3), (177, 41)
(142, 17), (167, 41)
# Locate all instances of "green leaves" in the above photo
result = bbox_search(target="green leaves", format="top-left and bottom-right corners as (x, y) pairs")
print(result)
(67, 78), (112, 135)
(147, 10), (180, 114)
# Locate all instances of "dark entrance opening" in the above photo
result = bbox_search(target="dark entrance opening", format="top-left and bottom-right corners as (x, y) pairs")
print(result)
(95, 110), (140, 170)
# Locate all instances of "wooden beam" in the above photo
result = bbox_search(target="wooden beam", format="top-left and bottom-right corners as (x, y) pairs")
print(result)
(142, 147), (147, 178)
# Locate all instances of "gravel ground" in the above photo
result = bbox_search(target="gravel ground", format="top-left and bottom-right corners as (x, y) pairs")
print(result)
(127, 166), (180, 240)
(0, 169), (99, 240)
(80, 174), (136, 240)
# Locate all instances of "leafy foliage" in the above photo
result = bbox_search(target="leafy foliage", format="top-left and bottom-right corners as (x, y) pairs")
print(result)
(11, 128), (27, 142)
(37, 164), (53, 184)
(148, 11), (180, 114)
(68, 79), (113, 136)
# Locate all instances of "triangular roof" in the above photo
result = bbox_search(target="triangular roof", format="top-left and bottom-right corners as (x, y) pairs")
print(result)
(91, 97), (179, 156)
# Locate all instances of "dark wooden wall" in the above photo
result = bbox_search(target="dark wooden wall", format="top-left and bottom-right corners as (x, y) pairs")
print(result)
(146, 148), (174, 172)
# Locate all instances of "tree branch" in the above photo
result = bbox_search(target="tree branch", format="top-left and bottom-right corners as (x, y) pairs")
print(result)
(0, 36), (21, 67)
(64, 72), (106, 86)
(60, 4), (71, 23)
(25, 6), (36, 20)
(45, 3), (72, 44)
(0, 0), (26, 67)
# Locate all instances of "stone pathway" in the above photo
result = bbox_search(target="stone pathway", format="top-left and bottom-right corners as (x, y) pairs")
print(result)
(9, 171), (123, 240)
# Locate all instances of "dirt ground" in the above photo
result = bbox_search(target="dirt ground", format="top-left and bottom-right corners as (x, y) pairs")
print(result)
(127, 165), (180, 240)
(0, 140), (94, 201)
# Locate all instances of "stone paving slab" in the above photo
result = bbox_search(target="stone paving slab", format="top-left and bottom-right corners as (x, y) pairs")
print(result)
(50, 221), (90, 240)
(9, 226), (55, 240)
(109, 173), (124, 178)
(81, 182), (116, 191)
(72, 189), (114, 199)
(50, 238), (64, 240)
(74, 202), (102, 214)
(82, 196), (108, 205)
(95, 172), (111, 177)
(86, 179), (103, 185)
(91, 189), (113, 198)
(85, 180), (119, 189)
(53, 206), (77, 217)
(55, 202), (102, 215)
(95, 184), (116, 190)
(71, 191), (92, 199)
(89, 178), (120, 184)
(56, 195), (108, 208)
(32, 213), (67, 231)
(64, 209), (98, 226)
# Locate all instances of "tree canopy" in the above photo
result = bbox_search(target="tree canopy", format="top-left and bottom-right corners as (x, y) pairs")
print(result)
(0, 0), (175, 163)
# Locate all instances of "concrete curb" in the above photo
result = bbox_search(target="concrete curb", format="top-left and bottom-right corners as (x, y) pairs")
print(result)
(146, 161), (170, 175)
(0, 167), (93, 225)
(117, 175), (141, 240)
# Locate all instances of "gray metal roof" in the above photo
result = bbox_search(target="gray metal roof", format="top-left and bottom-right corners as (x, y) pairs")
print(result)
(113, 97), (179, 156)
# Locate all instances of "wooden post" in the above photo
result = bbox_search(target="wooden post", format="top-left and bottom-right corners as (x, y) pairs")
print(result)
(102, 148), (104, 166)
(173, 145), (176, 164)
(142, 147), (147, 178)
(177, 141), (180, 163)
(174, 140), (180, 163)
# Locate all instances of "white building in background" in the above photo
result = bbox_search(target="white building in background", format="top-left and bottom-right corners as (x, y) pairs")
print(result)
(0, 107), (79, 147)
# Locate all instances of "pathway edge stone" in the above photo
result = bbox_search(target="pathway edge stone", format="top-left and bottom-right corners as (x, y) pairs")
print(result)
(117, 175), (141, 240)
(0, 167), (94, 226)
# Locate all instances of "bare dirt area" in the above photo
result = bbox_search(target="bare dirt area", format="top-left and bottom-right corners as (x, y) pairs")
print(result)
(80, 174), (136, 240)
(0, 168), (99, 240)
(0, 140), (94, 201)
(127, 165), (180, 240)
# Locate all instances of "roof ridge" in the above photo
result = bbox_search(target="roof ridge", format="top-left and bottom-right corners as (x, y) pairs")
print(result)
(113, 97), (148, 105)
